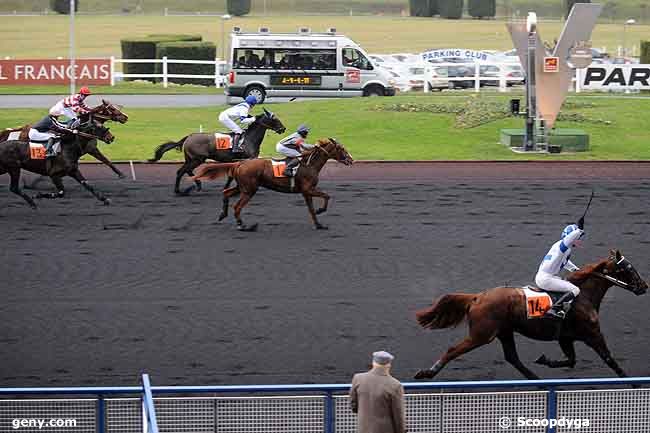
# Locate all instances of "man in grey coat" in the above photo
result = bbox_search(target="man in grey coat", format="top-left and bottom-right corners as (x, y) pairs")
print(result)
(349, 351), (407, 433)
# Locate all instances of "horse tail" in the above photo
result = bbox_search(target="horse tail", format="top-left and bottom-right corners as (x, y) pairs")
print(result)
(416, 293), (476, 329)
(191, 162), (238, 181)
(149, 135), (188, 162)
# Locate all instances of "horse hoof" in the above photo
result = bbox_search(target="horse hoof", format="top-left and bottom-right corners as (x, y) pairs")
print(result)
(103, 198), (112, 206)
(414, 369), (434, 380)
(238, 224), (258, 232)
(315, 208), (326, 215)
(218, 212), (227, 221)
(535, 355), (548, 365)
(117, 173), (126, 179)
(315, 224), (328, 230)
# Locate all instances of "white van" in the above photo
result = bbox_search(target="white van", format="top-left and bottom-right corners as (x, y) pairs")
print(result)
(224, 27), (396, 103)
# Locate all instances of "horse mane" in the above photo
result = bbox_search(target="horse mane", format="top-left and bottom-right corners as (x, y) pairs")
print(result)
(299, 139), (331, 165)
(567, 258), (609, 285)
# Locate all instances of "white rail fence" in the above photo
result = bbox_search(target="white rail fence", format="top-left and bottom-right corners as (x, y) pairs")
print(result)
(109, 56), (228, 87)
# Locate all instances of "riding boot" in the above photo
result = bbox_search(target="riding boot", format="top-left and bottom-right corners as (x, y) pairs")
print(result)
(544, 292), (576, 320)
(45, 137), (57, 158)
(232, 133), (243, 153)
(283, 158), (300, 177)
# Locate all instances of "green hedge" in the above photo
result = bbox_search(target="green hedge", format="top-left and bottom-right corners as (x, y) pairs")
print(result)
(227, 0), (251, 16)
(50, 0), (78, 14)
(565, 0), (590, 18)
(468, 0), (495, 18)
(641, 41), (650, 64)
(155, 42), (217, 86)
(120, 35), (202, 82)
(439, 0), (463, 19)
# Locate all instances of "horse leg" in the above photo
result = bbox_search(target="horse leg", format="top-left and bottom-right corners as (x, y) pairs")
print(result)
(498, 332), (540, 379)
(8, 168), (37, 209)
(219, 185), (240, 221)
(234, 189), (258, 231)
(302, 193), (327, 230)
(36, 176), (65, 199)
(414, 335), (488, 380)
(307, 188), (330, 215)
(69, 169), (111, 205)
(223, 176), (234, 191)
(584, 332), (628, 378)
(87, 147), (126, 179)
(535, 338), (576, 369)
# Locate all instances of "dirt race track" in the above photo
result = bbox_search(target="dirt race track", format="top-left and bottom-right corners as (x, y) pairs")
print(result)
(2, 162), (650, 387)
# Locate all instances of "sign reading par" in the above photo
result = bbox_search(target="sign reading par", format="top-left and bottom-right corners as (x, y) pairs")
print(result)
(0, 59), (111, 85)
(581, 65), (650, 90)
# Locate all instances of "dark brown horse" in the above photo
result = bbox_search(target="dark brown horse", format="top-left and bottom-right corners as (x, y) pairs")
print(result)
(191, 138), (354, 231)
(149, 108), (286, 195)
(414, 250), (648, 380)
(0, 119), (115, 208)
(0, 100), (129, 178)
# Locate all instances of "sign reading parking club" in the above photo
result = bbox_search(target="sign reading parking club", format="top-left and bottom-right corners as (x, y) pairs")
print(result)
(0, 59), (111, 85)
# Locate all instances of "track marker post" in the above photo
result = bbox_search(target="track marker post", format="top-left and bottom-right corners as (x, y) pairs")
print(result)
(130, 160), (136, 181)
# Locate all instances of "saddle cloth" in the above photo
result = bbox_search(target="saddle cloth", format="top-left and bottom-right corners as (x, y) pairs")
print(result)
(214, 133), (232, 150)
(271, 160), (287, 178)
(521, 286), (565, 319)
(8, 131), (21, 141)
(29, 142), (46, 160)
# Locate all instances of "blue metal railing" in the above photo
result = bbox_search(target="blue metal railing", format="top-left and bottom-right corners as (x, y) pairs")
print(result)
(1, 376), (649, 433)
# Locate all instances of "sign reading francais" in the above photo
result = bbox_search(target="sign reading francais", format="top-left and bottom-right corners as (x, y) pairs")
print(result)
(0, 59), (111, 85)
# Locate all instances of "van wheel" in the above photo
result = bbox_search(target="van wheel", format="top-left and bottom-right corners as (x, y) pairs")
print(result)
(244, 86), (266, 104)
(363, 85), (384, 97)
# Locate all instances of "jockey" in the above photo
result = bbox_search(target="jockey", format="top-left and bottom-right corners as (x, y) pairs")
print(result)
(276, 124), (314, 176)
(28, 115), (75, 158)
(535, 217), (585, 319)
(218, 95), (258, 153)
(49, 87), (92, 128)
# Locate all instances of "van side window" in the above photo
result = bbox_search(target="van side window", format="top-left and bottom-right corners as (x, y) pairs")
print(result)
(342, 48), (373, 71)
(233, 48), (337, 70)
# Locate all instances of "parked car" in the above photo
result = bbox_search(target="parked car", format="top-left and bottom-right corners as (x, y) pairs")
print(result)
(405, 66), (425, 91)
(478, 63), (525, 87)
(426, 65), (474, 90)
(385, 69), (411, 92)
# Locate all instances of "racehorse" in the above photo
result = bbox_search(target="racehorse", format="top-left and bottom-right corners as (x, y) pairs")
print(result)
(0, 100), (129, 178)
(149, 108), (286, 195)
(191, 138), (354, 231)
(414, 250), (647, 380)
(0, 119), (115, 208)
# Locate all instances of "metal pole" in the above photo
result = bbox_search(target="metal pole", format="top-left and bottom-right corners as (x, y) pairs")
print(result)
(221, 18), (224, 59)
(69, 0), (75, 95)
(525, 13), (537, 152)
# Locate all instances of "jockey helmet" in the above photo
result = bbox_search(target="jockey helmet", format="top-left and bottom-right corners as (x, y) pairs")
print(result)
(561, 224), (584, 241)
(79, 86), (91, 96)
(297, 124), (310, 137)
(245, 95), (258, 106)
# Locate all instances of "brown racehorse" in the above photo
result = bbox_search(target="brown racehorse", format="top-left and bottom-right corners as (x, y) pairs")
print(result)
(0, 100), (129, 178)
(191, 138), (354, 231)
(414, 250), (648, 380)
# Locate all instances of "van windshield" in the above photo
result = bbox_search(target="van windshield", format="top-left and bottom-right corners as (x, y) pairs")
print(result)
(233, 48), (337, 70)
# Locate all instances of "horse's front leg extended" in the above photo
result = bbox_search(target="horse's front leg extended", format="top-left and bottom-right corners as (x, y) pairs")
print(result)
(219, 185), (239, 221)
(302, 192), (327, 230)
(584, 332), (628, 377)
(87, 146), (126, 179)
(69, 169), (111, 205)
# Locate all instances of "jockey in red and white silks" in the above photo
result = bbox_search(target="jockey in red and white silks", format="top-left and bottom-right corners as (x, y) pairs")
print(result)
(49, 87), (92, 123)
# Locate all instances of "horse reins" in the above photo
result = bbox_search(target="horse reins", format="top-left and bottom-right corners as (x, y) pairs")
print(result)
(304, 142), (335, 166)
(592, 256), (633, 290)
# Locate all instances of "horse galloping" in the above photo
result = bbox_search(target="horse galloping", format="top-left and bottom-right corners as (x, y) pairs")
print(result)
(191, 138), (354, 231)
(149, 108), (286, 195)
(414, 250), (647, 380)
(0, 119), (115, 208)
(0, 100), (129, 178)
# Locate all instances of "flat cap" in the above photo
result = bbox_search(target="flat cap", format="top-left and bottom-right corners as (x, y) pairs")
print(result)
(372, 351), (394, 365)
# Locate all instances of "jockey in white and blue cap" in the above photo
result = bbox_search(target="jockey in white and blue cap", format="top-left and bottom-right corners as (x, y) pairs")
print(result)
(535, 218), (585, 319)
(218, 95), (258, 153)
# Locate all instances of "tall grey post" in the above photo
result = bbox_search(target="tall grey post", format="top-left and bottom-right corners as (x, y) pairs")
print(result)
(507, 4), (602, 152)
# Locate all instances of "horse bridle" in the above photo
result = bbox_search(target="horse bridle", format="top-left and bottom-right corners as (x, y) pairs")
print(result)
(305, 140), (337, 166)
(593, 255), (642, 293)
(255, 114), (283, 133)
